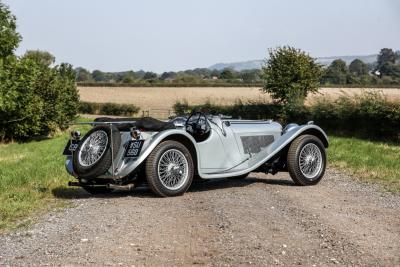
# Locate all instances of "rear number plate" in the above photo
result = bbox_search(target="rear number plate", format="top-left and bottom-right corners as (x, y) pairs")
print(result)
(124, 140), (144, 158)
(62, 140), (79, 156)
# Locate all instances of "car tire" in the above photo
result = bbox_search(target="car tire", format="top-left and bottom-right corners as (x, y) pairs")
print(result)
(73, 125), (121, 179)
(145, 141), (194, 197)
(228, 173), (250, 179)
(287, 135), (326, 186)
(82, 186), (114, 195)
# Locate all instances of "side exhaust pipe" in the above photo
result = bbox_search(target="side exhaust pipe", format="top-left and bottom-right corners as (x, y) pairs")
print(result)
(68, 181), (136, 191)
(106, 183), (136, 190)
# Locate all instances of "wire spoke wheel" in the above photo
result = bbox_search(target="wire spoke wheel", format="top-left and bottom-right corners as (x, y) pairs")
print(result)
(157, 149), (189, 190)
(78, 130), (108, 167)
(146, 141), (194, 197)
(298, 143), (323, 179)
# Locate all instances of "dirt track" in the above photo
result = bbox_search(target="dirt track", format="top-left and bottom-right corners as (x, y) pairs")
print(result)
(1, 169), (399, 266)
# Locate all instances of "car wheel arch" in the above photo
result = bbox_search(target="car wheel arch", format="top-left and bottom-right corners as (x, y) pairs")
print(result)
(299, 128), (329, 148)
(162, 134), (200, 176)
(266, 127), (329, 168)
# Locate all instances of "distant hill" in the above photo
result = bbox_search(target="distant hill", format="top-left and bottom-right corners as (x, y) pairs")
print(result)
(209, 54), (378, 71)
(316, 54), (377, 66)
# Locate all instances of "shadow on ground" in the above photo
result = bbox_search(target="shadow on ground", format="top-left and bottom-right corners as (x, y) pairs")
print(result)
(52, 175), (295, 200)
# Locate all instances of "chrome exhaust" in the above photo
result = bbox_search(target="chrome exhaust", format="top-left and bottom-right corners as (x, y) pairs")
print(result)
(106, 183), (136, 190)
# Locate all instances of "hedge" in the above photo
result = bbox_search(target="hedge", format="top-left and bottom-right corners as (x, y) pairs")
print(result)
(79, 102), (140, 116)
(77, 82), (263, 87)
(174, 91), (400, 142)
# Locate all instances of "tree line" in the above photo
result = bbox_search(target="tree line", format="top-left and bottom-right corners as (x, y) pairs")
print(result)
(75, 67), (263, 84)
(76, 48), (400, 86)
(322, 48), (400, 85)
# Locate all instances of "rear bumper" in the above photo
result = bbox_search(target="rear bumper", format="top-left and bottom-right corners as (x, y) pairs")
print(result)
(65, 157), (75, 177)
(65, 157), (122, 180)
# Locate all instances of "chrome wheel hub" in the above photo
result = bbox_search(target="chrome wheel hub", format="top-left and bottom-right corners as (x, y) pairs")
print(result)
(157, 149), (189, 190)
(299, 143), (323, 179)
(78, 130), (108, 167)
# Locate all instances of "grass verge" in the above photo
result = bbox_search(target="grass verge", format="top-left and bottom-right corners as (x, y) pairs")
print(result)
(328, 136), (400, 193)
(0, 122), (90, 231)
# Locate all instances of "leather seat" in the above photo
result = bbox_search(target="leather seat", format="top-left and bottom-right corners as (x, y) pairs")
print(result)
(94, 117), (175, 131)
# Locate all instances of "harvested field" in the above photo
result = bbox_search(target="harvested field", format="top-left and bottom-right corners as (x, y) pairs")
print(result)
(78, 86), (400, 111)
(78, 86), (267, 111)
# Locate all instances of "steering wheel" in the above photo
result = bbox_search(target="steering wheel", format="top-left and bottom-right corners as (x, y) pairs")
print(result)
(185, 112), (211, 138)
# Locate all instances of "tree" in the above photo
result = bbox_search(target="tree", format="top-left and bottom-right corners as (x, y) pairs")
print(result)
(379, 63), (400, 78)
(240, 69), (261, 83)
(322, 59), (348, 84)
(143, 71), (157, 80)
(22, 50), (55, 66)
(376, 48), (400, 77)
(0, 58), (79, 140)
(0, 2), (21, 59)
(75, 67), (92, 82)
(220, 68), (236, 80)
(92, 70), (107, 82)
(160, 71), (176, 80)
(121, 76), (134, 83)
(262, 46), (322, 105)
(377, 48), (396, 68)
(349, 59), (368, 76)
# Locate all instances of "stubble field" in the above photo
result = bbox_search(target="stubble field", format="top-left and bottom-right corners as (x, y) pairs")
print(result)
(79, 86), (400, 111)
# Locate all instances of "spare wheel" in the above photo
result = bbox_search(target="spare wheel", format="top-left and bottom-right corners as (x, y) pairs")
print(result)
(72, 125), (121, 179)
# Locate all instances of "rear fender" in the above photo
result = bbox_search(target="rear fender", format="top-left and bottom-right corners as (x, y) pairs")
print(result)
(116, 130), (201, 179)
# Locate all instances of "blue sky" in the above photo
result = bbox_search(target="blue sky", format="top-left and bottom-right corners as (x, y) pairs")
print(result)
(3, 0), (400, 72)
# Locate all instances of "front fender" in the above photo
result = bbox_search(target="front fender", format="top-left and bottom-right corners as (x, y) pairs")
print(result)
(197, 124), (328, 179)
(116, 129), (200, 179)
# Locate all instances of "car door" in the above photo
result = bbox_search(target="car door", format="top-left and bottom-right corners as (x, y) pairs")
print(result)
(196, 126), (227, 172)
(197, 117), (244, 173)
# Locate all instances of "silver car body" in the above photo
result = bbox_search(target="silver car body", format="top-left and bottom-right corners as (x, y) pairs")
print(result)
(65, 116), (328, 180)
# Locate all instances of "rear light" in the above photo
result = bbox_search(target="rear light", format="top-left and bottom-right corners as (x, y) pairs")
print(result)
(130, 130), (141, 140)
(70, 130), (81, 140)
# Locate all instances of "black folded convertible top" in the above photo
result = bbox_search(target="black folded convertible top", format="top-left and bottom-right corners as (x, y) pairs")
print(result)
(94, 117), (175, 131)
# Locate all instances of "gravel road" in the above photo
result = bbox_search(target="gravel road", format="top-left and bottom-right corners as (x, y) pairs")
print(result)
(1, 169), (399, 266)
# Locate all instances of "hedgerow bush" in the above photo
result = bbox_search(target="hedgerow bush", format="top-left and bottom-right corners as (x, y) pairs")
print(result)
(174, 91), (400, 142)
(79, 102), (140, 116)
(311, 91), (400, 140)
(174, 100), (282, 120)
(0, 58), (79, 141)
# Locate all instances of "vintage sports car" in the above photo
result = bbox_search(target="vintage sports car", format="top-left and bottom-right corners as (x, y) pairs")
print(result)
(64, 112), (328, 197)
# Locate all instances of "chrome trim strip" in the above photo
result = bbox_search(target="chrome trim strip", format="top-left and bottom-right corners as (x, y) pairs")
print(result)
(228, 120), (272, 124)
(68, 121), (137, 126)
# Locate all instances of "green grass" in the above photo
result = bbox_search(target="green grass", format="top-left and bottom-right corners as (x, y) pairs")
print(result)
(0, 131), (398, 231)
(328, 136), (400, 192)
(0, 122), (90, 231)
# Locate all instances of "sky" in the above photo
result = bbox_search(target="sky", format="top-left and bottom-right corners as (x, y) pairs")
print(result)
(3, 0), (400, 73)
